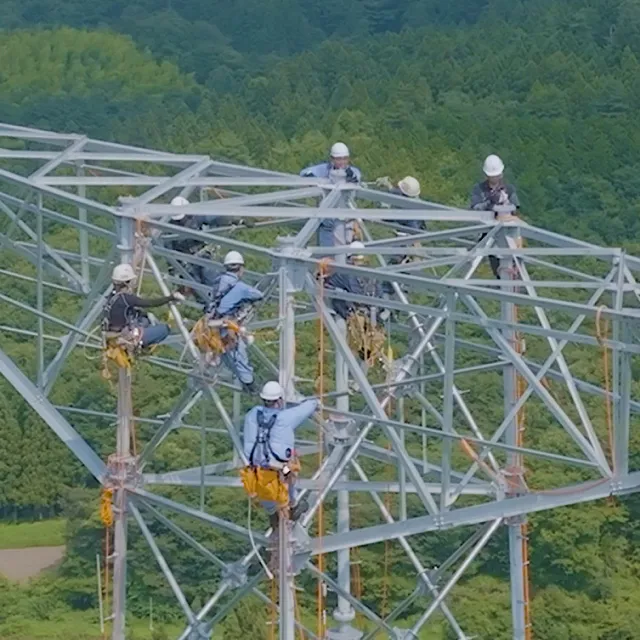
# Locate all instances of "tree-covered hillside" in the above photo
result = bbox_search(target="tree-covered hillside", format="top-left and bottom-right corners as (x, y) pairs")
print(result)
(2, 1), (640, 638)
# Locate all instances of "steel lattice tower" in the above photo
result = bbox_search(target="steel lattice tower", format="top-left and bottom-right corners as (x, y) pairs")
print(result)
(1, 122), (639, 640)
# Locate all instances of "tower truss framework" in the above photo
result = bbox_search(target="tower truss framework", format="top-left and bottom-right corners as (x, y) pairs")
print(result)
(0, 122), (639, 640)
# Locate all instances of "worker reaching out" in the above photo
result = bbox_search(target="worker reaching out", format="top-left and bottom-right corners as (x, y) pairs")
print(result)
(470, 155), (520, 279)
(205, 250), (263, 393)
(376, 175), (424, 231)
(300, 142), (362, 248)
(243, 381), (319, 531)
(103, 263), (184, 349)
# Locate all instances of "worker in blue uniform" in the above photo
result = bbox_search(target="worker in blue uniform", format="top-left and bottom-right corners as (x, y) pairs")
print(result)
(166, 196), (225, 303)
(470, 155), (520, 279)
(207, 250), (263, 393)
(243, 380), (319, 530)
(300, 142), (362, 248)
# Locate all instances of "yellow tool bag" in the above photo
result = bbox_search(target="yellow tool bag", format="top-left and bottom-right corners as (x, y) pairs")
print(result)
(193, 317), (241, 354)
(101, 327), (144, 375)
(347, 310), (386, 366)
(240, 467), (290, 506)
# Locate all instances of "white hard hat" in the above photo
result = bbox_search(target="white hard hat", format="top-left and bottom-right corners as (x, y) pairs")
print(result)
(223, 250), (245, 266)
(170, 196), (189, 220)
(260, 381), (283, 401)
(112, 263), (136, 283)
(483, 155), (505, 177)
(398, 176), (421, 198)
(330, 142), (350, 158)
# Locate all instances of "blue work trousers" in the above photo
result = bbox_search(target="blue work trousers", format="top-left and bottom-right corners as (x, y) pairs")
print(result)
(221, 336), (254, 384)
(261, 479), (296, 516)
(141, 323), (170, 347)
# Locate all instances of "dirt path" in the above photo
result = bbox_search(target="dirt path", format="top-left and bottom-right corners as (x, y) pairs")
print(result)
(0, 546), (65, 582)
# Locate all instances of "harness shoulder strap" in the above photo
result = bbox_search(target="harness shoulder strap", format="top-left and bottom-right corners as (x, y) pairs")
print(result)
(103, 292), (123, 327)
(249, 409), (283, 467)
(209, 275), (238, 316)
(104, 292), (138, 329)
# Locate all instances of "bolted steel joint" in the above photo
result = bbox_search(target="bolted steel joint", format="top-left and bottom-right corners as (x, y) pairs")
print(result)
(324, 415), (358, 446)
(392, 628), (418, 639)
(222, 561), (248, 589)
(186, 622), (211, 640)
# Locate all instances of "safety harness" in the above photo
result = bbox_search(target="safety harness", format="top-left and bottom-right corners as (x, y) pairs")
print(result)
(240, 409), (300, 509)
(194, 274), (253, 358)
(101, 291), (144, 370)
(206, 273), (238, 318)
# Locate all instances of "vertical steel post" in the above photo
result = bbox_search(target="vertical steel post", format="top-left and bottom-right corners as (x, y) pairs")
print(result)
(97, 554), (105, 634)
(329, 221), (360, 640)
(278, 518), (296, 640)
(397, 398), (407, 520)
(36, 193), (44, 389)
(441, 292), (456, 511)
(277, 250), (297, 640)
(111, 216), (135, 640)
(420, 353), (428, 475)
(77, 161), (90, 286)
(232, 389), (241, 468)
(613, 256), (630, 475)
(499, 226), (526, 640)
(278, 262), (296, 401)
(200, 401), (206, 512)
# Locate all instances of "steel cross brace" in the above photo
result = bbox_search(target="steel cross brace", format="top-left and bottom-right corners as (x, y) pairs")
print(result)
(306, 273), (440, 516)
(306, 473), (640, 557)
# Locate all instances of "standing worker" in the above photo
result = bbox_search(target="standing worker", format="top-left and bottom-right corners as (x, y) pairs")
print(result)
(104, 263), (184, 349)
(300, 142), (362, 248)
(470, 155), (520, 278)
(207, 250), (263, 393)
(243, 381), (319, 531)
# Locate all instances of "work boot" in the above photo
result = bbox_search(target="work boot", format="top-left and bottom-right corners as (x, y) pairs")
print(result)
(242, 380), (258, 395)
(290, 497), (309, 523)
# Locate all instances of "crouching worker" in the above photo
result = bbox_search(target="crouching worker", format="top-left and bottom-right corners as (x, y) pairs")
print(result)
(103, 263), (184, 355)
(204, 250), (263, 394)
(166, 196), (223, 303)
(325, 242), (389, 370)
(241, 381), (319, 533)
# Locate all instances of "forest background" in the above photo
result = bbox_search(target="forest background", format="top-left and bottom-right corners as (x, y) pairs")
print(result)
(3, 0), (640, 638)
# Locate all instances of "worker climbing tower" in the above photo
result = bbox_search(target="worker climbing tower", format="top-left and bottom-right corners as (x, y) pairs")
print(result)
(0, 122), (639, 640)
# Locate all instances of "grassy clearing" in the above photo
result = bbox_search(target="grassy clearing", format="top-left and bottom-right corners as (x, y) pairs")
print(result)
(0, 610), (185, 640)
(0, 520), (66, 549)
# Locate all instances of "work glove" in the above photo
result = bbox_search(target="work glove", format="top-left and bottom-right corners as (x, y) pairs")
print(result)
(488, 191), (501, 206)
(171, 291), (186, 303)
(498, 190), (510, 205)
(379, 308), (391, 322)
(345, 167), (358, 183)
(375, 176), (393, 189)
